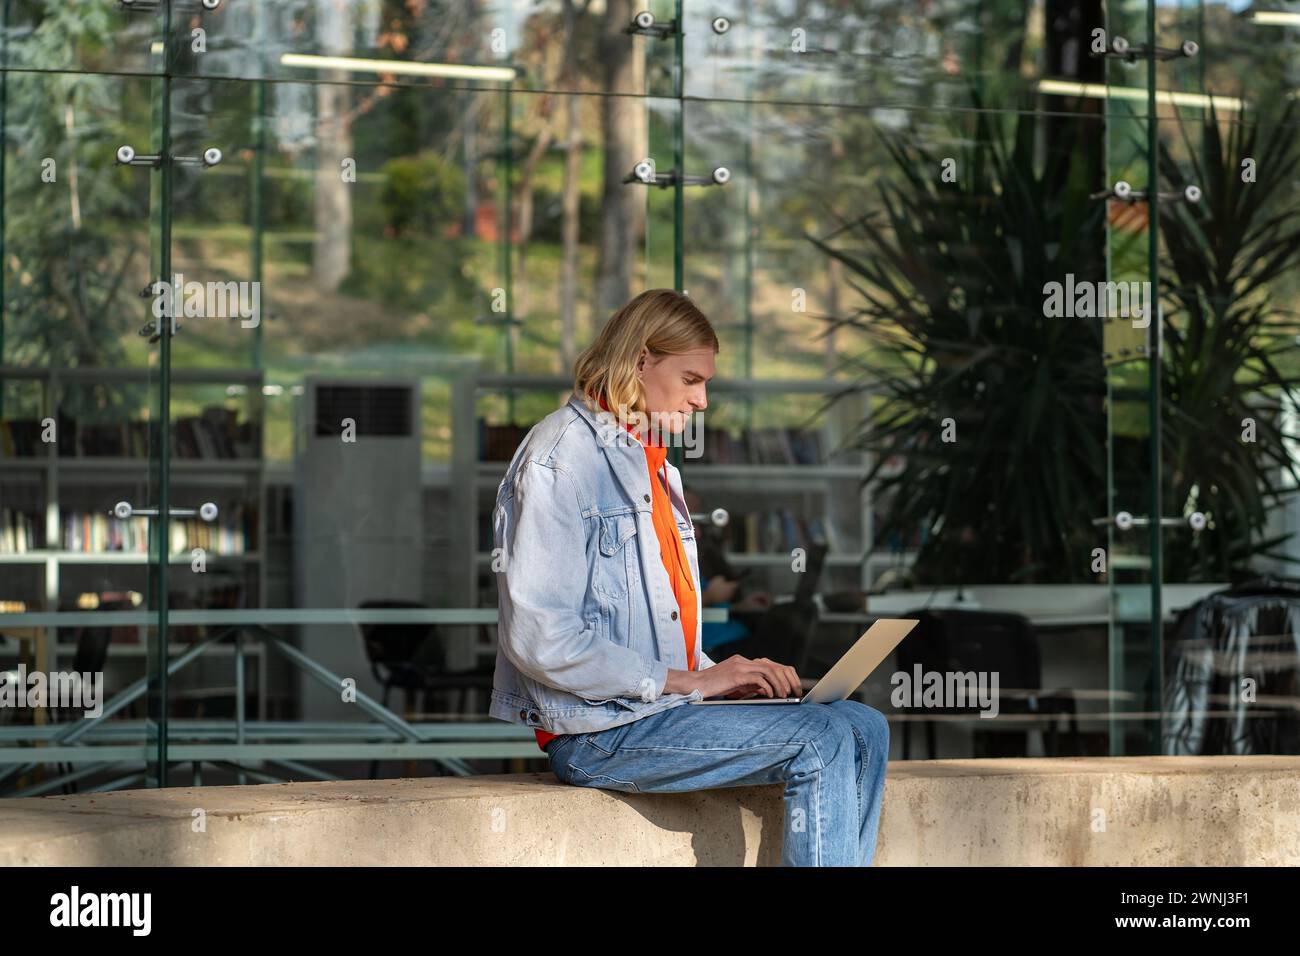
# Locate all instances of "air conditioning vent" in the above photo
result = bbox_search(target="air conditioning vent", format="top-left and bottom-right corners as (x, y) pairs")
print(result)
(314, 384), (413, 437)
(297, 377), (422, 722)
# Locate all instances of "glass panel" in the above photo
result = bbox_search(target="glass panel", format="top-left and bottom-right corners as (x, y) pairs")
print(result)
(174, 0), (682, 98)
(23, 0), (1299, 795)
(681, 65), (1134, 757)
(1151, 3), (1300, 758)
(165, 29), (673, 776)
(682, 0), (1107, 114)
(0, 63), (165, 793)
(1099, 0), (1161, 757)
(2, 0), (166, 77)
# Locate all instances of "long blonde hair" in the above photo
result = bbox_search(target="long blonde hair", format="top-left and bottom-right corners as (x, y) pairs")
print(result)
(572, 289), (719, 420)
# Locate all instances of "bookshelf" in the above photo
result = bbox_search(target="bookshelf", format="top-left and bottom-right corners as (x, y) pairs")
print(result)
(0, 366), (266, 646)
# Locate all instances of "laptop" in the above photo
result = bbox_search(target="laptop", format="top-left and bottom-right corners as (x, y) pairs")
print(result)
(689, 617), (918, 705)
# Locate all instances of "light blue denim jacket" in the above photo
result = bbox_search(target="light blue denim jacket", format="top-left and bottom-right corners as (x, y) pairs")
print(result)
(489, 391), (715, 735)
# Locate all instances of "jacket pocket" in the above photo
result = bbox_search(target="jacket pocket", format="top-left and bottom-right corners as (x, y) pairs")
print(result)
(598, 512), (638, 556)
(579, 720), (636, 757)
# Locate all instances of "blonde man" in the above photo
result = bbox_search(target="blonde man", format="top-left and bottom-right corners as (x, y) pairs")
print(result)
(490, 289), (890, 866)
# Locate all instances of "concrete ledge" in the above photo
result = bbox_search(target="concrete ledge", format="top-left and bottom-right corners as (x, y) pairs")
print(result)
(1, 756), (1297, 865)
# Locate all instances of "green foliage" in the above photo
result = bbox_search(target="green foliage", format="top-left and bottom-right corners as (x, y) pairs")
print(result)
(818, 94), (1300, 586)
(343, 153), (475, 317)
(377, 151), (465, 238)
(337, 232), (479, 322)
(1158, 103), (1300, 580)
(527, 183), (602, 245)
(810, 100), (1108, 585)
(4, 92), (146, 376)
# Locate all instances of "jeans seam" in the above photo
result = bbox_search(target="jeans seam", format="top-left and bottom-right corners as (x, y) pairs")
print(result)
(804, 736), (831, 866)
(852, 725), (868, 791)
(570, 765), (641, 792)
(577, 732), (622, 756)
(602, 739), (821, 755)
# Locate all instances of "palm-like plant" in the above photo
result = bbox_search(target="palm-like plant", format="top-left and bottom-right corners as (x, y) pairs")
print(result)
(1158, 103), (1300, 581)
(808, 100), (1108, 585)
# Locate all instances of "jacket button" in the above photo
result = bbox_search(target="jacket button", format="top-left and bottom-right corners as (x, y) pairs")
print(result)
(643, 494), (651, 502)
(671, 610), (678, 620)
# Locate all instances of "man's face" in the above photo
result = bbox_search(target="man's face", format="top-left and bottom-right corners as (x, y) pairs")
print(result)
(637, 347), (715, 435)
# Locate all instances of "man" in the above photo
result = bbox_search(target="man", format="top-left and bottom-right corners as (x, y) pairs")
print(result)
(490, 288), (891, 866)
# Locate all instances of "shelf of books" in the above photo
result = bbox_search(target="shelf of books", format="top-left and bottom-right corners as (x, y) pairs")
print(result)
(0, 366), (266, 647)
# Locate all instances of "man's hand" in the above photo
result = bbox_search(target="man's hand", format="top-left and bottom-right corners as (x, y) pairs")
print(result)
(664, 655), (801, 700)
(702, 574), (740, 605)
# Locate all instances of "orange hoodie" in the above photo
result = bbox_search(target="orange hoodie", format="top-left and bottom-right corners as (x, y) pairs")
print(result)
(535, 394), (697, 752)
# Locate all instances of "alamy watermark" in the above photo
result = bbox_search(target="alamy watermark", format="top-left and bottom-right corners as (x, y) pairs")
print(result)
(50, 885), (151, 935)
(1042, 273), (1152, 329)
(151, 271), (261, 333)
(0, 664), (103, 718)
(891, 665), (1000, 718)
(594, 401), (705, 459)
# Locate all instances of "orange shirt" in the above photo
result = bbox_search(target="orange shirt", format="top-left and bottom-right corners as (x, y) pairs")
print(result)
(536, 395), (698, 752)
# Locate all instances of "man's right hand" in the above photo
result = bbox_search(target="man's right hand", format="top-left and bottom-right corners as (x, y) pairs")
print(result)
(664, 655), (801, 700)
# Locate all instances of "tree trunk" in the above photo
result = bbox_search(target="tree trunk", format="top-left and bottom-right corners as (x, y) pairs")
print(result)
(561, 94), (582, 370)
(312, 0), (354, 291)
(593, 0), (646, 326)
(559, 0), (586, 368)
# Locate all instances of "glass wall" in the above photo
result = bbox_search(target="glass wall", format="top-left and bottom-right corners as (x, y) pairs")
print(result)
(2, 0), (1298, 795)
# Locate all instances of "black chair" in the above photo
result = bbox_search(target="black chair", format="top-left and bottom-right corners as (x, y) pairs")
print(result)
(707, 544), (828, 682)
(708, 596), (820, 690)
(1164, 576), (1300, 755)
(53, 604), (120, 794)
(356, 599), (495, 777)
(896, 608), (1079, 759)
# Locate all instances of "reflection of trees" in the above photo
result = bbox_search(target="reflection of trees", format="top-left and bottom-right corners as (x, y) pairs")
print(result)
(512, 0), (596, 371)
(336, 0), (646, 371)
(311, 0), (355, 291)
(698, 1), (1016, 102)
(3, 5), (137, 375)
(593, 0), (647, 329)
(502, 0), (645, 368)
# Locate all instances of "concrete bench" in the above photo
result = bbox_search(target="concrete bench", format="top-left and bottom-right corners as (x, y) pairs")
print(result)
(2, 755), (1297, 865)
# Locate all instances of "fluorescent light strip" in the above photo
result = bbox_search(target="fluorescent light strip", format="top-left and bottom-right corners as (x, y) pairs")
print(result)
(280, 53), (516, 82)
(1251, 11), (1300, 26)
(1037, 79), (1245, 112)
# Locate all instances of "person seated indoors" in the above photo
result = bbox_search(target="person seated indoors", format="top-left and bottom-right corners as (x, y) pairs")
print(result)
(684, 488), (772, 658)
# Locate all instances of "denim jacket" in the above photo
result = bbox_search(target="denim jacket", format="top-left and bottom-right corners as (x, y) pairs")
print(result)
(489, 392), (715, 735)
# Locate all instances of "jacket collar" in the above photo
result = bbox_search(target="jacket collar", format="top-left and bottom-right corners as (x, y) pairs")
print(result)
(566, 391), (656, 512)
(594, 394), (666, 449)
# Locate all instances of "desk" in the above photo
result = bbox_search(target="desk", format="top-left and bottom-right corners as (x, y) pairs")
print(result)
(850, 582), (1227, 623)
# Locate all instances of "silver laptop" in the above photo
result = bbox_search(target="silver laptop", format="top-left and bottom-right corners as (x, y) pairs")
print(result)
(689, 618), (918, 705)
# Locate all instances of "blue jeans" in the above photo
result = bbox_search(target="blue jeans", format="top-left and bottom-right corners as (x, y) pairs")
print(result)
(545, 698), (890, 866)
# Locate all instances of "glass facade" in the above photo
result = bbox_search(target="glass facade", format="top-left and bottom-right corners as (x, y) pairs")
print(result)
(3, 0), (1300, 794)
